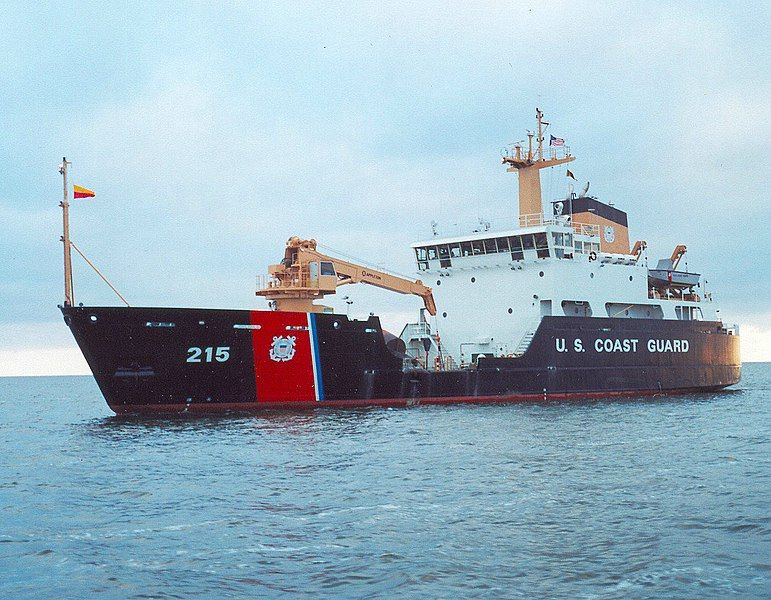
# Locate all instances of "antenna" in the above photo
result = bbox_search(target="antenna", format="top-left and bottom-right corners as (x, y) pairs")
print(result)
(501, 109), (576, 224)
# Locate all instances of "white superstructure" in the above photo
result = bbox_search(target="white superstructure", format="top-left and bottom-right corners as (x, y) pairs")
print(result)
(402, 209), (716, 366)
(398, 109), (722, 367)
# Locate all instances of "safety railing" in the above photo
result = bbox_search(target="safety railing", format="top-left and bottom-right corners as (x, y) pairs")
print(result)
(257, 272), (315, 292)
(502, 145), (572, 162)
(432, 212), (600, 239)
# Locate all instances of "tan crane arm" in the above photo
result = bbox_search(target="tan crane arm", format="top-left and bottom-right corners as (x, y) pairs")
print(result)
(670, 244), (687, 270)
(630, 240), (647, 260)
(257, 237), (437, 316)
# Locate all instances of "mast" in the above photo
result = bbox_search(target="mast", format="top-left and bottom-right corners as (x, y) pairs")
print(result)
(502, 108), (576, 225)
(60, 157), (74, 306)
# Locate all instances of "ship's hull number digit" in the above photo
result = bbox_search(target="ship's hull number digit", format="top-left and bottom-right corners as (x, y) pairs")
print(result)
(187, 346), (230, 363)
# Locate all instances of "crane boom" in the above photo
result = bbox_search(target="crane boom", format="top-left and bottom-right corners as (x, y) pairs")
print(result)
(257, 237), (437, 315)
(670, 244), (687, 270)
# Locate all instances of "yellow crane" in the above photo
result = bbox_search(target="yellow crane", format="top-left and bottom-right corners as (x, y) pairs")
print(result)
(257, 237), (437, 316)
(670, 244), (687, 270)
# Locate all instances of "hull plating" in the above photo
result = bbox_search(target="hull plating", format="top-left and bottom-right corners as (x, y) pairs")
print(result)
(62, 306), (741, 414)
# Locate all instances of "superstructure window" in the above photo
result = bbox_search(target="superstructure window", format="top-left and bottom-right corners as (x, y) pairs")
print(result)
(320, 261), (336, 276)
(438, 245), (452, 268)
(535, 232), (549, 258)
(509, 236), (524, 261)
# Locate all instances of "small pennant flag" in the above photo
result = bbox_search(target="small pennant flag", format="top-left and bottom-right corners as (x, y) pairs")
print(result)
(73, 185), (95, 199)
(550, 135), (565, 147)
(566, 169), (576, 180)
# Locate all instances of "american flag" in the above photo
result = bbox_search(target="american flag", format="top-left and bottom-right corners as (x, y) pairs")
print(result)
(550, 135), (565, 147)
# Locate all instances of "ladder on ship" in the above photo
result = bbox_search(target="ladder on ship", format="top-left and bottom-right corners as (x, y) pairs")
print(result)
(513, 325), (538, 356)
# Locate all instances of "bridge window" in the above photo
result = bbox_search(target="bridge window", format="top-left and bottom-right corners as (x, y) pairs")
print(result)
(415, 247), (429, 271)
(461, 241), (473, 256)
(495, 237), (509, 253)
(427, 246), (438, 260)
(509, 236), (524, 261)
(522, 234), (535, 251)
(438, 245), (452, 268)
(484, 238), (498, 253)
(471, 240), (485, 255)
(450, 243), (461, 258)
(535, 232), (550, 258)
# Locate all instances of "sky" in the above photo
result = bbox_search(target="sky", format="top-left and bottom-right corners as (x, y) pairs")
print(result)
(1, 0), (769, 375)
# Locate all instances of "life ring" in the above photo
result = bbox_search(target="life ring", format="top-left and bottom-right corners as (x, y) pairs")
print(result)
(588, 251), (597, 262)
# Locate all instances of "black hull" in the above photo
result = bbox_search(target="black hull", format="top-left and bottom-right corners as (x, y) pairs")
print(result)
(61, 305), (741, 414)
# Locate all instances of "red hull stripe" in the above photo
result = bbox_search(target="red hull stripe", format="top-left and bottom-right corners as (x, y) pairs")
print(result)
(249, 311), (318, 402)
(109, 387), (717, 415)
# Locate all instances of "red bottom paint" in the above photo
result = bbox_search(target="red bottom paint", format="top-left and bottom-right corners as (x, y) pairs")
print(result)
(109, 387), (723, 415)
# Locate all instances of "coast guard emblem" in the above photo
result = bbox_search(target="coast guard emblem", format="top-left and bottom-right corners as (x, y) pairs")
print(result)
(269, 336), (297, 362)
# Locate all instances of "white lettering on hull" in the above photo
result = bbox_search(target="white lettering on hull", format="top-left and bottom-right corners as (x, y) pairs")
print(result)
(553, 337), (691, 354)
(647, 339), (689, 353)
(594, 338), (639, 353)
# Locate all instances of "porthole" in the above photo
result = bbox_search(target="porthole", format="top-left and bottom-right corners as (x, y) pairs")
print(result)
(507, 308), (513, 314)
(333, 321), (341, 329)
(590, 273), (595, 279)
(89, 315), (97, 322)
(625, 309), (629, 316)
(442, 312), (448, 318)
(629, 275), (633, 281)
(539, 271), (544, 277)
(646, 310), (651, 316)
(436, 280), (441, 286)
(471, 277), (476, 283)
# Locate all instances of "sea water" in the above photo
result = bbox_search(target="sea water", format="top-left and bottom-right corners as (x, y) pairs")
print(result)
(0, 365), (769, 598)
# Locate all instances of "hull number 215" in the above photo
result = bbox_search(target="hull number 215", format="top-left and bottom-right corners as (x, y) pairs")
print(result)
(186, 346), (231, 363)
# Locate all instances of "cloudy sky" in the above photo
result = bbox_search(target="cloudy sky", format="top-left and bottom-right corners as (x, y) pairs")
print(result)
(1, 0), (769, 375)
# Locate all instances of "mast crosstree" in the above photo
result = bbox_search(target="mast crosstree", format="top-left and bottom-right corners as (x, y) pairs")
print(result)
(501, 108), (575, 224)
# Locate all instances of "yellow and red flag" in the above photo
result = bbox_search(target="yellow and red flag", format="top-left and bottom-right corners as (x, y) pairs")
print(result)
(73, 185), (95, 199)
